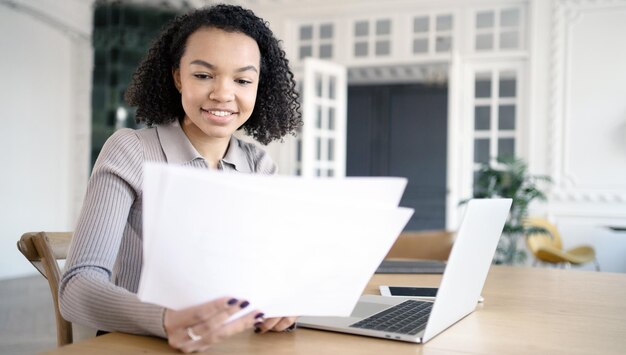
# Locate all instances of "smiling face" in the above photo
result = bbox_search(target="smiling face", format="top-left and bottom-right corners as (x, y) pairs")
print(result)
(173, 27), (260, 146)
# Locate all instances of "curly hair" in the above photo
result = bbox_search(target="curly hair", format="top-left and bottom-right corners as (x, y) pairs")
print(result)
(125, 4), (301, 145)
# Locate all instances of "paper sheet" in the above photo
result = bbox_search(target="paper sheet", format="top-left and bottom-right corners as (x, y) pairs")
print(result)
(138, 163), (414, 318)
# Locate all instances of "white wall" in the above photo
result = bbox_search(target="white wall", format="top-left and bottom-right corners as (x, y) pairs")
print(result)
(529, 0), (626, 272)
(0, 0), (93, 280)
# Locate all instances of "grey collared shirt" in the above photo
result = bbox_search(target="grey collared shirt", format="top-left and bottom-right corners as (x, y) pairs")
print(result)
(156, 119), (277, 173)
(59, 120), (276, 337)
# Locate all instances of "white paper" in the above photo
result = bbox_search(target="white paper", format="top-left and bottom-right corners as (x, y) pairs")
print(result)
(138, 163), (414, 318)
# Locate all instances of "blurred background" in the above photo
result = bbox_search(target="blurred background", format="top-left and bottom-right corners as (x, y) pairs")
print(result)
(1, 0), (625, 282)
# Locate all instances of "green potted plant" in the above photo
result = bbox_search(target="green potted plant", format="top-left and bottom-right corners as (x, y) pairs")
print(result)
(463, 157), (552, 264)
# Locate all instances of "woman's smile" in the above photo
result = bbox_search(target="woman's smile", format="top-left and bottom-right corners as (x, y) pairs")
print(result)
(201, 108), (238, 125)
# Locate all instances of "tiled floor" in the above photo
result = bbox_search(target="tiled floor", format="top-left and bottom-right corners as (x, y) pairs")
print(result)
(0, 275), (57, 354)
(0, 275), (100, 354)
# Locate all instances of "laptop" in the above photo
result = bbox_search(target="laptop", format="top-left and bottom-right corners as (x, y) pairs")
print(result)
(297, 198), (512, 343)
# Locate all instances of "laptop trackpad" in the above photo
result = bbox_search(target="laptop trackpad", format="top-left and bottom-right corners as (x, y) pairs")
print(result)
(350, 302), (390, 318)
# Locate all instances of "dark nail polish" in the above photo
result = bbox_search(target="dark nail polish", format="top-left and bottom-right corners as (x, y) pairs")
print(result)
(254, 327), (262, 333)
(255, 312), (265, 319)
(227, 298), (238, 305)
(254, 321), (263, 327)
(240, 300), (250, 309)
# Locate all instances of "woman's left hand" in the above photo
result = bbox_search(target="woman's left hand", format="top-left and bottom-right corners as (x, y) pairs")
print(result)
(255, 316), (297, 334)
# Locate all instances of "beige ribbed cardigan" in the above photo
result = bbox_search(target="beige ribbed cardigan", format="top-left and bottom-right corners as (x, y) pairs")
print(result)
(59, 120), (276, 337)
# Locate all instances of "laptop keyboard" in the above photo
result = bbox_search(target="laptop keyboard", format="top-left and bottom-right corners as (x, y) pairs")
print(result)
(349, 300), (432, 335)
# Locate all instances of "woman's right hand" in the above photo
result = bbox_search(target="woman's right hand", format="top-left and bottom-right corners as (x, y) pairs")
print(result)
(164, 297), (264, 353)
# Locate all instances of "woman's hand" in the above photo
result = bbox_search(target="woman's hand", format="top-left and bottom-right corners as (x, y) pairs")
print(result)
(164, 297), (264, 353)
(254, 316), (298, 334)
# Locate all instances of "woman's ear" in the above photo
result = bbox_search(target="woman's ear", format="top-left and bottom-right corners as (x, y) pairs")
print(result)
(172, 68), (182, 93)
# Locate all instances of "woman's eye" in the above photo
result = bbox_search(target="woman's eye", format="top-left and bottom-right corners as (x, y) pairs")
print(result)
(193, 73), (212, 79)
(236, 79), (252, 85)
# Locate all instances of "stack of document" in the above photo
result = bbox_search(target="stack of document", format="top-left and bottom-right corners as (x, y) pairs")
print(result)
(138, 163), (414, 318)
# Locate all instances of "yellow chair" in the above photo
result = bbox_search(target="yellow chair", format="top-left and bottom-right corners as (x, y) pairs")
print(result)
(17, 231), (74, 346)
(524, 218), (600, 271)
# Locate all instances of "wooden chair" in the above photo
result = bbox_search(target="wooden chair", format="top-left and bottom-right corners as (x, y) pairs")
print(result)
(385, 230), (455, 261)
(17, 231), (73, 346)
(524, 218), (600, 271)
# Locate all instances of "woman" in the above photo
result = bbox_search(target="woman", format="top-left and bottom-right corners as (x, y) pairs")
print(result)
(59, 4), (301, 353)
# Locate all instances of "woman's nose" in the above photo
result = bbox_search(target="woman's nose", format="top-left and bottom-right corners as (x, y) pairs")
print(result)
(209, 79), (234, 102)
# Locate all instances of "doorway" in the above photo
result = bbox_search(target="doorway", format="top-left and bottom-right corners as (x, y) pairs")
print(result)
(346, 83), (448, 230)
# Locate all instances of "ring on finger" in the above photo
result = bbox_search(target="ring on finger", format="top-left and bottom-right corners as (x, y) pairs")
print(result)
(186, 327), (202, 341)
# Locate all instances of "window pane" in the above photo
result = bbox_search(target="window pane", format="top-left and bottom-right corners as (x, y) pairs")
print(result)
(435, 36), (452, 52)
(328, 169), (334, 177)
(500, 31), (519, 49)
(316, 137), (321, 160)
(475, 74), (492, 98)
(375, 40), (390, 55)
(436, 14), (453, 31)
(300, 25), (313, 40)
(315, 74), (323, 97)
(498, 105), (515, 130)
(475, 106), (490, 130)
(93, 86), (105, 108)
(355, 21), (369, 37)
(328, 107), (335, 129)
(476, 33), (493, 50)
(474, 139), (490, 164)
(328, 76), (336, 99)
(501, 8), (520, 27)
(315, 168), (321, 177)
(299, 45), (312, 59)
(319, 44), (333, 58)
(376, 19), (391, 35)
(413, 38), (428, 53)
(498, 138), (515, 159)
(499, 74), (516, 97)
(414, 16), (429, 33)
(328, 138), (334, 161)
(320, 23), (333, 39)
(316, 106), (322, 128)
(476, 11), (494, 28)
(354, 41), (368, 57)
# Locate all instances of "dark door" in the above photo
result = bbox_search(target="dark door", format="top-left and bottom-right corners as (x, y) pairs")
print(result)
(347, 84), (448, 231)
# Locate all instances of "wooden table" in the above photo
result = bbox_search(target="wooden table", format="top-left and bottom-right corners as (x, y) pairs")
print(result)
(43, 266), (626, 355)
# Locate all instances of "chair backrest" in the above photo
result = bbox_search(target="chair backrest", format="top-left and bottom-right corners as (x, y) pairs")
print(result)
(524, 218), (563, 254)
(385, 230), (455, 261)
(17, 231), (73, 346)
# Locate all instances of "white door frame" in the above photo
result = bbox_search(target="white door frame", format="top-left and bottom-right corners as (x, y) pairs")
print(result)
(447, 58), (526, 229)
(300, 58), (348, 178)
